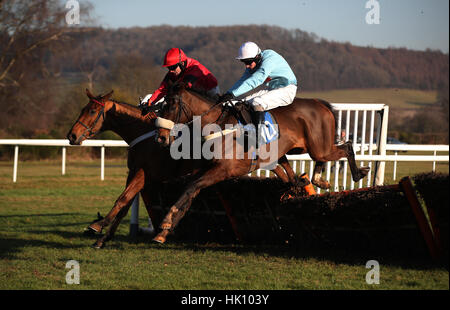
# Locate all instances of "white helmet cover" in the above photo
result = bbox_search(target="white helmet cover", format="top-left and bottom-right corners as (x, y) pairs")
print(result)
(236, 42), (261, 60)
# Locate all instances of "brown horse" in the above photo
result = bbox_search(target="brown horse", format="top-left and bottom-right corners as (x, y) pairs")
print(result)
(153, 85), (369, 240)
(66, 89), (297, 246)
(67, 89), (184, 247)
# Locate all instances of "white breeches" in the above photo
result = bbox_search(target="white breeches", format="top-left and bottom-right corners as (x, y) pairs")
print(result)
(241, 84), (297, 111)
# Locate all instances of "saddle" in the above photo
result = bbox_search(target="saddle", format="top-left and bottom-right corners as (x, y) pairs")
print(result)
(230, 100), (253, 125)
(226, 100), (264, 127)
(226, 100), (279, 147)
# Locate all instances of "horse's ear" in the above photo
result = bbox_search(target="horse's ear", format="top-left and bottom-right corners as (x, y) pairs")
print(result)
(103, 90), (114, 101)
(86, 88), (94, 99)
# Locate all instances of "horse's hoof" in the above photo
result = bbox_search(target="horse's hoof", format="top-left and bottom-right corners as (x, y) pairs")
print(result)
(83, 227), (97, 236)
(361, 166), (370, 176)
(353, 167), (370, 182)
(153, 235), (166, 244)
(88, 222), (102, 233)
(312, 180), (330, 190)
(91, 241), (104, 249)
(160, 222), (172, 230)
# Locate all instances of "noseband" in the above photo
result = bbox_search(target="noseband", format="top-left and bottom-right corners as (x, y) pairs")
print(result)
(75, 98), (106, 143)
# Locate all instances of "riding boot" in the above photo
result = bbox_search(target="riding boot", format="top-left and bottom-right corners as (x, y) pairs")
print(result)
(252, 111), (266, 147)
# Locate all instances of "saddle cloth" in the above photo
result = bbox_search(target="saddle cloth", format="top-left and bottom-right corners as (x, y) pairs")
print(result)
(238, 110), (280, 146)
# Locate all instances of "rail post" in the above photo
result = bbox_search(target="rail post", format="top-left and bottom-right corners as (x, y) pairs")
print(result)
(100, 146), (105, 180)
(374, 105), (389, 186)
(130, 194), (139, 239)
(13, 145), (19, 183)
(62, 146), (66, 175)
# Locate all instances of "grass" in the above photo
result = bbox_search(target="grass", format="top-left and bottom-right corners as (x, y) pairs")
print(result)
(0, 159), (448, 290)
(298, 88), (438, 109)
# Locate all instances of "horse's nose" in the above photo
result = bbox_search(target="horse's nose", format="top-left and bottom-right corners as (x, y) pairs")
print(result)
(157, 135), (166, 145)
(67, 133), (77, 144)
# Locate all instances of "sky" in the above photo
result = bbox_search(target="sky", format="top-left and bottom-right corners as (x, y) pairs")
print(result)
(84, 0), (449, 53)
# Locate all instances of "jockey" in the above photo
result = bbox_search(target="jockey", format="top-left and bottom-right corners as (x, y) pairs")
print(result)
(218, 42), (297, 113)
(141, 48), (220, 115)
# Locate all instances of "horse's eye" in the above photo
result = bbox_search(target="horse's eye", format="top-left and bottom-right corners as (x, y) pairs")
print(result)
(89, 109), (96, 115)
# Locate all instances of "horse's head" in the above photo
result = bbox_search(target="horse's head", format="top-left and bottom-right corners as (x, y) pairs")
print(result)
(155, 83), (193, 147)
(66, 89), (114, 145)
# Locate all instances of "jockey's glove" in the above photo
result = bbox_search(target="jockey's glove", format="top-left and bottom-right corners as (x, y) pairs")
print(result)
(140, 103), (157, 119)
(217, 92), (235, 103)
(140, 103), (150, 115)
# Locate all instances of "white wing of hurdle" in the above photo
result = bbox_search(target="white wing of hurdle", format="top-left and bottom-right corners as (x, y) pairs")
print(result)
(333, 103), (389, 192)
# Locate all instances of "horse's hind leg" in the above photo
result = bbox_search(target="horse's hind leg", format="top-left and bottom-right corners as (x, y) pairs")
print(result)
(311, 161), (330, 189)
(338, 141), (370, 182)
(88, 169), (145, 233)
(310, 141), (369, 188)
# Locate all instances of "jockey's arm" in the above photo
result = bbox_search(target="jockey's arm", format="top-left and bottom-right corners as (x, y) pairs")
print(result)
(228, 66), (270, 98)
(145, 79), (169, 106)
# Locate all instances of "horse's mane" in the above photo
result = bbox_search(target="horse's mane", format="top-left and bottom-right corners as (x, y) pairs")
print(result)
(110, 99), (140, 110)
(108, 98), (155, 124)
(185, 88), (218, 105)
(167, 81), (218, 106)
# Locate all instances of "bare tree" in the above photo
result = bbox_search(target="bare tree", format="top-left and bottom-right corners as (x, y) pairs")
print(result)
(0, 0), (93, 135)
(0, 0), (93, 86)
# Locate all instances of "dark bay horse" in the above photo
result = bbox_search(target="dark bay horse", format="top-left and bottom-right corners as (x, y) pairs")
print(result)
(153, 85), (369, 240)
(66, 89), (297, 246)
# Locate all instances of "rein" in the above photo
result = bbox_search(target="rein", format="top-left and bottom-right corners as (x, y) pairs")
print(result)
(159, 92), (226, 130)
(75, 98), (105, 143)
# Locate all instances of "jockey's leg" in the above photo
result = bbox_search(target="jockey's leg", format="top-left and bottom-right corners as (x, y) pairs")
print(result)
(250, 84), (297, 111)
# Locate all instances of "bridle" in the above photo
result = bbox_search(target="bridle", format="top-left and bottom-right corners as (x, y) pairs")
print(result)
(164, 92), (224, 128)
(75, 98), (106, 143)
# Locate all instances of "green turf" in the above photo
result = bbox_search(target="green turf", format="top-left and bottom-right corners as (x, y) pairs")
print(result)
(0, 159), (448, 290)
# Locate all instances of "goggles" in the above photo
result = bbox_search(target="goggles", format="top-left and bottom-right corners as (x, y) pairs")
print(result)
(240, 59), (255, 66)
(167, 63), (179, 71)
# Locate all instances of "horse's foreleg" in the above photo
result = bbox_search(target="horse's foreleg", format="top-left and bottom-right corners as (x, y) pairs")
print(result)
(92, 202), (132, 249)
(277, 155), (296, 183)
(88, 169), (145, 233)
(271, 165), (290, 183)
(155, 166), (227, 240)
